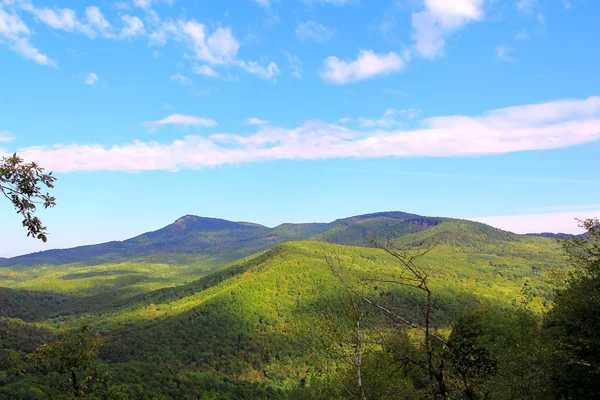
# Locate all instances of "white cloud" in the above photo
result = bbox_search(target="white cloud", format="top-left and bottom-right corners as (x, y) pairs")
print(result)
(0, 7), (56, 66)
(347, 108), (423, 128)
(301, 0), (355, 5)
(85, 6), (111, 31)
(151, 19), (278, 79)
(238, 60), (280, 81)
(253, 0), (272, 7)
(170, 73), (191, 84)
(320, 50), (405, 84)
(496, 45), (514, 62)
(563, 0), (572, 9)
(412, 0), (484, 59)
(284, 51), (303, 79)
(296, 20), (335, 43)
(113, 2), (132, 11)
(168, 21), (239, 64)
(0, 131), (15, 143)
(143, 114), (218, 131)
(11, 37), (56, 66)
(133, 0), (153, 10)
(8, 97), (600, 173)
(384, 108), (422, 119)
(192, 64), (219, 77)
(471, 210), (598, 234)
(247, 118), (269, 125)
(84, 72), (98, 86)
(120, 15), (145, 39)
(515, 31), (529, 40)
(515, 0), (537, 15)
(537, 13), (545, 24)
(22, 4), (95, 38)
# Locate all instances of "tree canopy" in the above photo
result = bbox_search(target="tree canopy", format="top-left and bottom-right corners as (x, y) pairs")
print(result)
(0, 153), (56, 242)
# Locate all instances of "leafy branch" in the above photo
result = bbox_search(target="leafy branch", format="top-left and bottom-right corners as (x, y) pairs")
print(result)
(0, 153), (56, 242)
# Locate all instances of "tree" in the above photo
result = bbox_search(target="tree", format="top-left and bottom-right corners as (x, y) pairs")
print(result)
(322, 235), (450, 399)
(12, 324), (127, 399)
(544, 218), (600, 399)
(0, 153), (56, 242)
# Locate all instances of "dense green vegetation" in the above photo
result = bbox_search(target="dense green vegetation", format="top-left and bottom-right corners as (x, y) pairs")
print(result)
(1, 213), (598, 399)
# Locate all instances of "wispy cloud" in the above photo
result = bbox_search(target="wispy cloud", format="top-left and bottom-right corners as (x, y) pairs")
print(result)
(284, 52), (303, 79)
(253, 0), (273, 8)
(151, 20), (279, 79)
(170, 73), (191, 84)
(411, 0), (484, 59)
(496, 45), (514, 62)
(247, 118), (270, 125)
(119, 15), (145, 38)
(85, 6), (111, 31)
(384, 108), (422, 119)
(515, 0), (538, 15)
(320, 50), (405, 84)
(143, 114), (218, 131)
(301, 0), (355, 5)
(342, 108), (422, 128)
(515, 31), (530, 40)
(84, 72), (99, 86)
(7, 97), (600, 172)
(0, 7), (56, 66)
(192, 64), (219, 78)
(237, 60), (280, 81)
(296, 20), (335, 43)
(0, 131), (15, 143)
(133, 0), (153, 11)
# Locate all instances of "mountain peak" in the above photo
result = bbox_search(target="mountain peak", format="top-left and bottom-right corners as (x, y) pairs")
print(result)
(168, 215), (266, 232)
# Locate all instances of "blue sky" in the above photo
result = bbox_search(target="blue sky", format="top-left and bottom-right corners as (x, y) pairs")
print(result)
(1, 0), (599, 257)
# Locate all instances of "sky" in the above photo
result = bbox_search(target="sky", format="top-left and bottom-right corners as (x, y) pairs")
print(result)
(0, 0), (599, 257)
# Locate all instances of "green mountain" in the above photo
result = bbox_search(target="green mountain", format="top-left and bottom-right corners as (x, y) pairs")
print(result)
(0, 211), (438, 267)
(0, 212), (570, 399)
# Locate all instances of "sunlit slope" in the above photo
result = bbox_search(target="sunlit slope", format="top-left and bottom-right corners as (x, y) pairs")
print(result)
(85, 235), (563, 383)
(0, 218), (562, 324)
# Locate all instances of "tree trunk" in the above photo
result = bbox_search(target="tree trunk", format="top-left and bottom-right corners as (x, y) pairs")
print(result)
(71, 370), (80, 397)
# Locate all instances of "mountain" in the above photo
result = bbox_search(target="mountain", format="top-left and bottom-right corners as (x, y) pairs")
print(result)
(0, 211), (459, 267)
(5, 237), (563, 397)
(0, 213), (568, 398)
(525, 232), (573, 239)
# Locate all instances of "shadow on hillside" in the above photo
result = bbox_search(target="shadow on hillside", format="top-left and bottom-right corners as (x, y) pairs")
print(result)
(0, 274), (156, 322)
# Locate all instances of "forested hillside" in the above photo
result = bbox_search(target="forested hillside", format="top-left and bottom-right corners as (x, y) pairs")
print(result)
(2, 212), (591, 399)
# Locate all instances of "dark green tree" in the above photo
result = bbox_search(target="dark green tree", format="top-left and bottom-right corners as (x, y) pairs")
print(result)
(1, 153), (56, 242)
(544, 218), (600, 399)
(446, 310), (498, 399)
(19, 324), (127, 399)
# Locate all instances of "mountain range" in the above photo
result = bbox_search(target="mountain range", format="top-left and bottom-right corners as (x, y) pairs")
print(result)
(1, 211), (490, 267)
(0, 210), (571, 398)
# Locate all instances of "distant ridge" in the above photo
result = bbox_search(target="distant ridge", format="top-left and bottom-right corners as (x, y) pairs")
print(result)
(0, 211), (546, 267)
(525, 232), (574, 239)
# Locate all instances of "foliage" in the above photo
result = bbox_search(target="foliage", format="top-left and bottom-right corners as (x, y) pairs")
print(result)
(0, 153), (56, 242)
(4, 323), (128, 399)
(543, 218), (600, 399)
